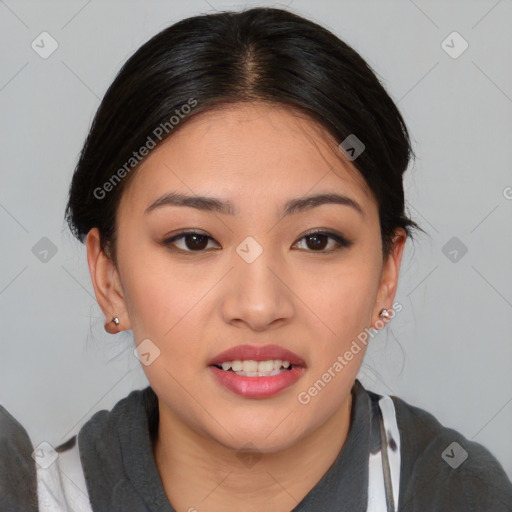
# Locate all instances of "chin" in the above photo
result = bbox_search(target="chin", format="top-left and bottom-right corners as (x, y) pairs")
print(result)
(203, 413), (310, 454)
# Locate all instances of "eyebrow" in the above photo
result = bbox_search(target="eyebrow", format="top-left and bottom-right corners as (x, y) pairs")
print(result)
(144, 191), (364, 217)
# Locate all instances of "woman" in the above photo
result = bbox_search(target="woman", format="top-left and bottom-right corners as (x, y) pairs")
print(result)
(1, 6), (511, 512)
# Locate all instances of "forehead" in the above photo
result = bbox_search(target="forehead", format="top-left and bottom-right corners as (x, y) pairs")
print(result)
(120, 101), (373, 212)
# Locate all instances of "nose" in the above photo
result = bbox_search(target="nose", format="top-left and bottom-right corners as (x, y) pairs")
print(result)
(221, 242), (295, 331)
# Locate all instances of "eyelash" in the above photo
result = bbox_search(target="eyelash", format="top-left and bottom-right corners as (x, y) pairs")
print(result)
(161, 229), (353, 254)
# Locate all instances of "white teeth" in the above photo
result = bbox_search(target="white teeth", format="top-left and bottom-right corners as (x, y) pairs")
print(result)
(216, 359), (292, 373)
(243, 360), (259, 372)
(258, 360), (273, 372)
(234, 369), (284, 377)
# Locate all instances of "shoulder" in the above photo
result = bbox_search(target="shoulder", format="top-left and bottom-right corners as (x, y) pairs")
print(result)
(76, 385), (156, 449)
(0, 404), (39, 511)
(0, 403), (93, 512)
(389, 394), (512, 511)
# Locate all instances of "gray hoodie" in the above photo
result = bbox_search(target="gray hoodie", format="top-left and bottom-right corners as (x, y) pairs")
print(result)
(1, 380), (511, 511)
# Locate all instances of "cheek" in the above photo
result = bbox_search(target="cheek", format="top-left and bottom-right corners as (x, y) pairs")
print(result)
(118, 242), (219, 365)
(124, 267), (205, 341)
(306, 261), (380, 350)
(115, 237), (183, 336)
(295, 267), (377, 418)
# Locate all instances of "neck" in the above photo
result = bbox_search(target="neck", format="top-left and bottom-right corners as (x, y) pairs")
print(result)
(152, 392), (353, 512)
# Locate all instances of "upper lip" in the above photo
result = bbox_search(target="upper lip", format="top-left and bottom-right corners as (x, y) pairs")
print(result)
(209, 344), (306, 367)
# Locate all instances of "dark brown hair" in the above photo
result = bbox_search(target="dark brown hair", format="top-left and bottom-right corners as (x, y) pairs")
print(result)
(65, 6), (424, 262)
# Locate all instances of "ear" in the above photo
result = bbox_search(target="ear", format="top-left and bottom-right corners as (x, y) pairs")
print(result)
(86, 227), (131, 334)
(371, 228), (407, 329)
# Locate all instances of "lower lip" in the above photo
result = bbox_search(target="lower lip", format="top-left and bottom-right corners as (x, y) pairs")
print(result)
(209, 366), (305, 398)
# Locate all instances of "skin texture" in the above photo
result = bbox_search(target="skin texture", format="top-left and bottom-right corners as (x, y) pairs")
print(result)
(86, 101), (406, 512)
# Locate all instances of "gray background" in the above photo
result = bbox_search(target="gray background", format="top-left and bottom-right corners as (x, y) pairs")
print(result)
(1, 0), (511, 480)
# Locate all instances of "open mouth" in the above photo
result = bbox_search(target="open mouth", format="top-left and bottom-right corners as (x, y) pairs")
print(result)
(208, 344), (306, 396)
(208, 349), (305, 397)
(212, 359), (295, 377)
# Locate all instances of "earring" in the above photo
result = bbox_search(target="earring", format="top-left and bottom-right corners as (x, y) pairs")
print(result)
(111, 316), (120, 326)
(379, 309), (390, 319)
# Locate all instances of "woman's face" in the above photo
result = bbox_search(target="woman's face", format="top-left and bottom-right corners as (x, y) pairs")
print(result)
(89, 101), (404, 452)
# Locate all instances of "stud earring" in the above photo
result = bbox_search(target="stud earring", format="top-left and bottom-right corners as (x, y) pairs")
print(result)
(111, 316), (120, 326)
(379, 309), (390, 319)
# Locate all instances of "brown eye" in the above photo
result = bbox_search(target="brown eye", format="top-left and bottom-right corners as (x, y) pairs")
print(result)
(163, 231), (220, 252)
(304, 233), (329, 250)
(162, 229), (352, 254)
(294, 230), (352, 252)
